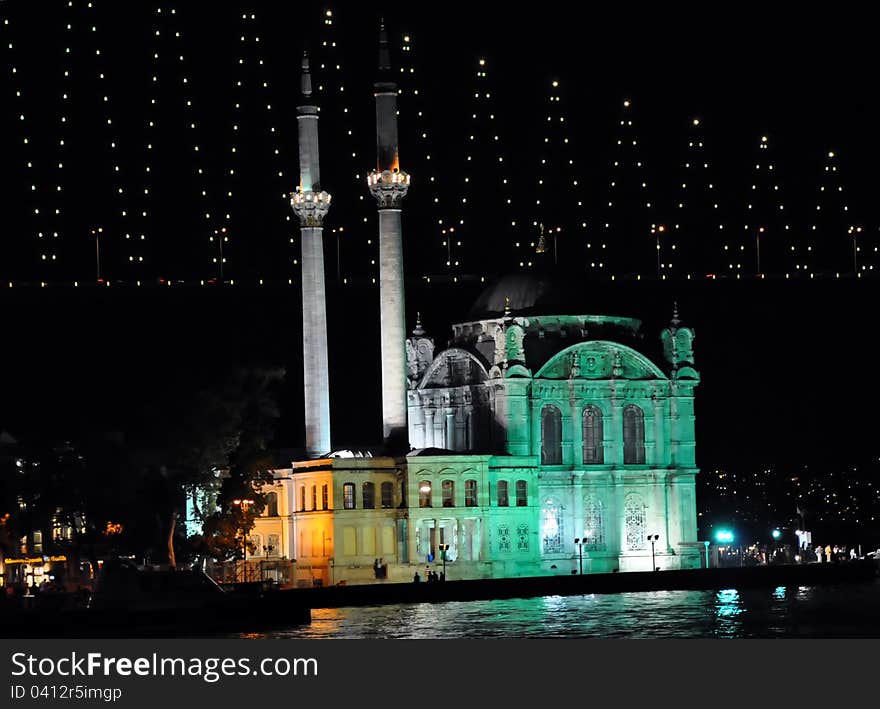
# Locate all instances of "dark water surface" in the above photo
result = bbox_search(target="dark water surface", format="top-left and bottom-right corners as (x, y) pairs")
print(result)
(246, 581), (880, 639)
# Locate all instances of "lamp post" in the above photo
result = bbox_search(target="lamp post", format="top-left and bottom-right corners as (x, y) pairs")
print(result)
(647, 534), (660, 571)
(652, 224), (665, 277)
(574, 538), (584, 575)
(262, 544), (274, 582)
(438, 543), (449, 580)
(91, 227), (103, 281)
(232, 498), (254, 582)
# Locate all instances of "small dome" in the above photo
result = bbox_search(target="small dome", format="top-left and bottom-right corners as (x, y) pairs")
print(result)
(468, 273), (562, 319)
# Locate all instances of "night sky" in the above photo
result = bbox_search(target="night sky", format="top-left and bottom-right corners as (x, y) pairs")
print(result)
(1, 3), (877, 473)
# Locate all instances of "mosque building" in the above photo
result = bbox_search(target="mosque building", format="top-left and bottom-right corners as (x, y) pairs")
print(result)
(247, 26), (705, 585)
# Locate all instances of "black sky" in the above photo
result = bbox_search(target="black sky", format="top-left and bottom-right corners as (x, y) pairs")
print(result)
(0, 2), (877, 473)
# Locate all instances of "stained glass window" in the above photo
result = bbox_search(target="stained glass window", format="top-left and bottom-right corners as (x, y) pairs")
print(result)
(583, 496), (606, 551)
(542, 498), (563, 553)
(625, 493), (647, 550)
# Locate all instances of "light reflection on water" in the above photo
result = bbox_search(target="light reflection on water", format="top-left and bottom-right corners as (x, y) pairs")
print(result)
(245, 581), (880, 639)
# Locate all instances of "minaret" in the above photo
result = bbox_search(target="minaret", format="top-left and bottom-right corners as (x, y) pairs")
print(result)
(367, 21), (411, 447)
(291, 51), (332, 458)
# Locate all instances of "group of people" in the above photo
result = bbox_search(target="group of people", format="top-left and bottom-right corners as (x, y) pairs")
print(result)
(412, 568), (445, 583)
(372, 558), (388, 579)
(812, 544), (858, 563)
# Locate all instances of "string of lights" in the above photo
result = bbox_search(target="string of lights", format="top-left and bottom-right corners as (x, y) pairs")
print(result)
(1, 8), (877, 286)
(2, 11), (47, 281)
(315, 7), (373, 285)
(809, 150), (870, 277)
(162, 3), (214, 285)
(668, 117), (726, 280)
(397, 31), (450, 281)
(86, 0), (138, 281)
(532, 77), (585, 272)
(738, 134), (790, 279)
(244, 10), (293, 284)
(601, 98), (656, 280)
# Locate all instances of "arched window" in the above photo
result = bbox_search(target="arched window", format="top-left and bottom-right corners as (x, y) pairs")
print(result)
(624, 493), (647, 550)
(342, 483), (355, 510)
(418, 481), (432, 508)
(515, 480), (528, 507)
(623, 405), (646, 464)
(310, 485), (317, 511)
(442, 480), (455, 507)
(583, 406), (604, 464)
(381, 481), (394, 509)
(321, 484), (329, 510)
(265, 492), (278, 517)
(542, 498), (563, 553)
(465, 479), (477, 507)
(541, 405), (562, 465)
(497, 480), (509, 507)
(299, 485), (306, 512)
(583, 496), (606, 551)
(362, 482), (375, 509)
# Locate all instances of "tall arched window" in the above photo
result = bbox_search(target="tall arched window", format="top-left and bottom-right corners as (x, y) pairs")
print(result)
(583, 406), (604, 464)
(465, 479), (477, 507)
(583, 496), (605, 551)
(541, 405), (562, 465)
(497, 480), (509, 507)
(342, 483), (355, 510)
(299, 485), (306, 512)
(362, 482), (375, 509)
(442, 480), (455, 507)
(310, 485), (317, 511)
(515, 480), (528, 507)
(542, 498), (563, 553)
(265, 492), (278, 517)
(418, 481), (432, 508)
(624, 493), (646, 550)
(381, 481), (394, 509)
(321, 484), (329, 510)
(623, 405), (646, 464)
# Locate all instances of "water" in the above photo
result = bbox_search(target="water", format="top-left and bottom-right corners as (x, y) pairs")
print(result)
(245, 581), (880, 638)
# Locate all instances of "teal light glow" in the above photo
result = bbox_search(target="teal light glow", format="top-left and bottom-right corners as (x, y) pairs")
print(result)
(771, 529), (781, 539)
(714, 529), (734, 543)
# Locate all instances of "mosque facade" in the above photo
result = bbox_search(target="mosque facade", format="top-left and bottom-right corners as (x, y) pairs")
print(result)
(248, 27), (706, 585)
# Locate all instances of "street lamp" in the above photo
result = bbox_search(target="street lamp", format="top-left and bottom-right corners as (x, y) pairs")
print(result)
(91, 227), (104, 281)
(647, 534), (660, 571)
(438, 544), (450, 580)
(232, 498), (254, 582)
(574, 538), (585, 575)
(262, 544), (275, 582)
(652, 224), (665, 277)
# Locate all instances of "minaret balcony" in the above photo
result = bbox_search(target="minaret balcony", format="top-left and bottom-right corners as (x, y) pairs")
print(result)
(291, 189), (332, 227)
(367, 169), (411, 208)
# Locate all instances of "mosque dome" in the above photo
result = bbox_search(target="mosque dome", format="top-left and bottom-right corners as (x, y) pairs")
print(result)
(468, 273), (564, 319)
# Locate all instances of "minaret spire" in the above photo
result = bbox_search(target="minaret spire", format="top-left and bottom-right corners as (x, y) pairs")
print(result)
(300, 50), (312, 98)
(378, 18), (391, 72)
(291, 44), (332, 458)
(368, 19), (411, 449)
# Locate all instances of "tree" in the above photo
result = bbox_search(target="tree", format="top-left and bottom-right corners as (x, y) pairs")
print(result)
(128, 364), (285, 567)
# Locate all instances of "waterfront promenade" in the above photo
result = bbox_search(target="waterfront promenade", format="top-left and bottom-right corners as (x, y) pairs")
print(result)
(293, 560), (878, 609)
